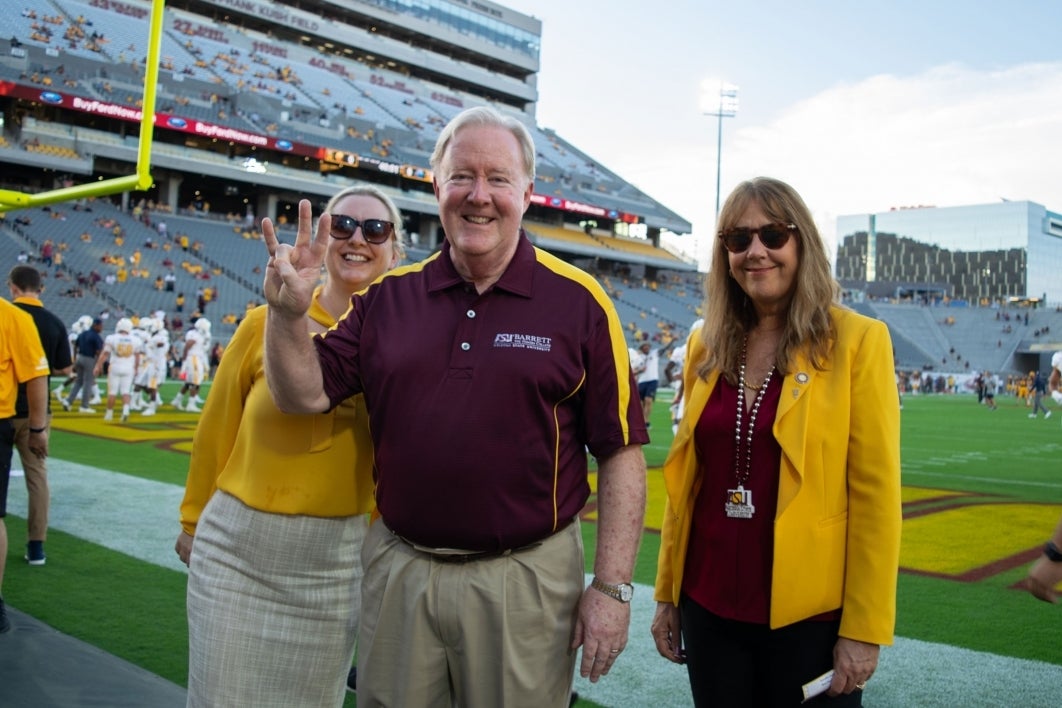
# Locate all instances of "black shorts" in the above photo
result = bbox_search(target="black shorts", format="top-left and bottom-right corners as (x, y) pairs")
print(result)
(638, 380), (658, 401)
(0, 418), (14, 517)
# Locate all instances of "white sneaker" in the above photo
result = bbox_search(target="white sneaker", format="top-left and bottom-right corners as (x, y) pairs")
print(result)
(184, 402), (200, 413)
(53, 388), (64, 402)
(103, 410), (113, 421)
(89, 397), (102, 405)
(78, 406), (96, 414)
(142, 406), (156, 417)
(171, 397), (183, 408)
(1046, 411), (1053, 419)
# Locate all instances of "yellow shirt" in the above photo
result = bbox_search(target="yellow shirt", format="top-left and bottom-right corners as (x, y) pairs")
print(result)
(179, 293), (375, 535)
(1, 298), (50, 417)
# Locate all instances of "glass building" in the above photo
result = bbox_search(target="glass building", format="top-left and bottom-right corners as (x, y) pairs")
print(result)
(835, 201), (1062, 306)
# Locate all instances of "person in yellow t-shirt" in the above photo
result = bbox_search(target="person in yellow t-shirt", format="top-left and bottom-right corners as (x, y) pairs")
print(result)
(1, 297), (51, 633)
(175, 185), (404, 705)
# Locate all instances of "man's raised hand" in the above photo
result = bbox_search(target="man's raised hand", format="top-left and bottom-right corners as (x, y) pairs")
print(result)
(262, 199), (330, 318)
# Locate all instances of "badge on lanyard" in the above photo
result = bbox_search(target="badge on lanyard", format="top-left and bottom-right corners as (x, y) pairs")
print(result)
(725, 484), (755, 519)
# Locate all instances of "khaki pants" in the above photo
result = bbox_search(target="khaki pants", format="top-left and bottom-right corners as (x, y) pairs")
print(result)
(358, 519), (584, 708)
(13, 416), (49, 540)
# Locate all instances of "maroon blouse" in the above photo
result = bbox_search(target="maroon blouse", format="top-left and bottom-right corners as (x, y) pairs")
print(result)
(682, 373), (782, 623)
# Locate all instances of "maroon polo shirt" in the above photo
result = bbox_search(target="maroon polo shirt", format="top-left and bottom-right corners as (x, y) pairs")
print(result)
(315, 234), (648, 551)
(683, 374), (782, 624)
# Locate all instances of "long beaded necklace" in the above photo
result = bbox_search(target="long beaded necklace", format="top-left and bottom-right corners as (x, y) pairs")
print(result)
(725, 341), (774, 519)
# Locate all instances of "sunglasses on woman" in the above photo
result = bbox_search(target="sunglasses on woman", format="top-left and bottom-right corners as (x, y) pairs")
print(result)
(328, 214), (395, 244)
(718, 223), (797, 253)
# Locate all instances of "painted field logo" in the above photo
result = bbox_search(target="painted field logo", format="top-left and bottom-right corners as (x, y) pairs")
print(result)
(493, 333), (552, 352)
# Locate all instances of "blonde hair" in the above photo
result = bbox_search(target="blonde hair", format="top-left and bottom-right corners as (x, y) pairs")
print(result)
(697, 177), (840, 384)
(323, 184), (406, 261)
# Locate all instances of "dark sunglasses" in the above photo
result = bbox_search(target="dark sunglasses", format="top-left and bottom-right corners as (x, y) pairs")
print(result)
(718, 223), (797, 253)
(329, 214), (395, 244)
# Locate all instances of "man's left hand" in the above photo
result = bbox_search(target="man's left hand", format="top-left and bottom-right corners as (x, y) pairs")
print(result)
(28, 429), (48, 459)
(571, 585), (630, 683)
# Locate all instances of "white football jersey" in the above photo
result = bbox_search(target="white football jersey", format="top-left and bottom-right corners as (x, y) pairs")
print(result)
(103, 332), (144, 375)
(184, 329), (210, 358)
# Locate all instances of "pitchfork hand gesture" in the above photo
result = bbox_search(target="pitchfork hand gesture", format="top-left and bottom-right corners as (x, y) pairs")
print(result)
(262, 198), (330, 320)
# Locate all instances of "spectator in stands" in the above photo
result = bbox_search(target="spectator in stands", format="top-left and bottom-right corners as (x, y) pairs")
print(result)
(7, 266), (72, 567)
(178, 185), (405, 706)
(651, 177), (900, 705)
(261, 106), (647, 706)
(0, 296), (51, 633)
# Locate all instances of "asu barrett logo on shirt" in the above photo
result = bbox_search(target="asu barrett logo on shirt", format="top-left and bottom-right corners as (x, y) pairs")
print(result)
(493, 333), (552, 352)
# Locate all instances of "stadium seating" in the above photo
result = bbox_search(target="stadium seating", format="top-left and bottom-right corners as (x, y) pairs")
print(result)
(0, 0), (689, 231)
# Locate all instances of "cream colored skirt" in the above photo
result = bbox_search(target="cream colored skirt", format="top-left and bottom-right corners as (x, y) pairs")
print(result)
(186, 491), (367, 708)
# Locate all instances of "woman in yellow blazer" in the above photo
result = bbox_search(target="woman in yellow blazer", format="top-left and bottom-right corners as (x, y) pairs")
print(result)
(176, 185), (403, 707)
(651, 178), (901, 707)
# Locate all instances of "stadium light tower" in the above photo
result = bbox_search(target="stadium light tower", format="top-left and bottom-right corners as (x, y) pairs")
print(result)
(701, 80), (739, 225)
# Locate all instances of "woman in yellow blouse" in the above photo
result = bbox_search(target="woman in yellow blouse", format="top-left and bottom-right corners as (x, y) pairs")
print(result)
(176, 185), (403, 707)
(650, 178), (901, 706)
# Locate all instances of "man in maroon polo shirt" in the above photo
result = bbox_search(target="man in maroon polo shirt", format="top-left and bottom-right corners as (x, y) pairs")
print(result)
(262, 105), (648, 707)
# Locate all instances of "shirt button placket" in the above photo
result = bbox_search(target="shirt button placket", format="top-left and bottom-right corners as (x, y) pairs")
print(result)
(460, 310), (476, 352)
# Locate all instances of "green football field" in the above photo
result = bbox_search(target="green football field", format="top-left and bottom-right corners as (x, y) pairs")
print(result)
(4, 386), (1062, 706)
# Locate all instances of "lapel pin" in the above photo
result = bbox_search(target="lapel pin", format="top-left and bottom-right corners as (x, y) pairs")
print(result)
(796, 372), (809, 384)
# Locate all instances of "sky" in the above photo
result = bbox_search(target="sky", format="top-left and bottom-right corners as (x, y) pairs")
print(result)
(501, 0), (1062, 268)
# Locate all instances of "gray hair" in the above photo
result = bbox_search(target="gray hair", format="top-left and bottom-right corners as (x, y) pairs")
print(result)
(430, 106), (536, 182)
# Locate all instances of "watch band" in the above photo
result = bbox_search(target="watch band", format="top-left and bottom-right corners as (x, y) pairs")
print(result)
(1045, 541), (1062, 562)
(590, 576), (633, 603)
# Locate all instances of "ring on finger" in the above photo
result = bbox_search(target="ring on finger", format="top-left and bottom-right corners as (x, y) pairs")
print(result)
(610, 649), (621, 654)
(856, 681), (867, 690)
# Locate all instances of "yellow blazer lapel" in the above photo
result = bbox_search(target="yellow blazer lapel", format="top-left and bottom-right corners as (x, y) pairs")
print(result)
(663, 368), (718, 504)
(773, 351), (814, 515)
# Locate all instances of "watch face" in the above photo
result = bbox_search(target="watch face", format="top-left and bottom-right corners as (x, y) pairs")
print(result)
(619, 584), (634, 602)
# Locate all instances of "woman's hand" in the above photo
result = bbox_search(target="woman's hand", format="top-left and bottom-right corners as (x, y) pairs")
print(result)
(650, 601), (686, 663)
(175, 531), (194, 566)
(828, 637), (879, 696)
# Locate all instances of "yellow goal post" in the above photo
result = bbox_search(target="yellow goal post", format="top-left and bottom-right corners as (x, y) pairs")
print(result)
(0, 0), (165, 212)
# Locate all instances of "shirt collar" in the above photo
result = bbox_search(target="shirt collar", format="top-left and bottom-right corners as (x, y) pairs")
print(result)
(13, 295), (43, 306)
(308, 286), (336, 328)
(426, 230), (535, 298)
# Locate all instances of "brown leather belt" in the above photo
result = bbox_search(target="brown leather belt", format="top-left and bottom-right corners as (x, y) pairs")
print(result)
(391, 517), (575, 564)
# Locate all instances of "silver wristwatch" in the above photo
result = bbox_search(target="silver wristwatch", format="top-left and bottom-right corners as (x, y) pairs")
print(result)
(591, 576), (634, 603)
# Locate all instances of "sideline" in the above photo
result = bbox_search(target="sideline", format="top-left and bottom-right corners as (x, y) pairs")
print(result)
(9, 460), (1062, 706)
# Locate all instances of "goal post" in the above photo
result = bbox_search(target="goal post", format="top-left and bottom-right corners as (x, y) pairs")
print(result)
(0, 0), (165, 212)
